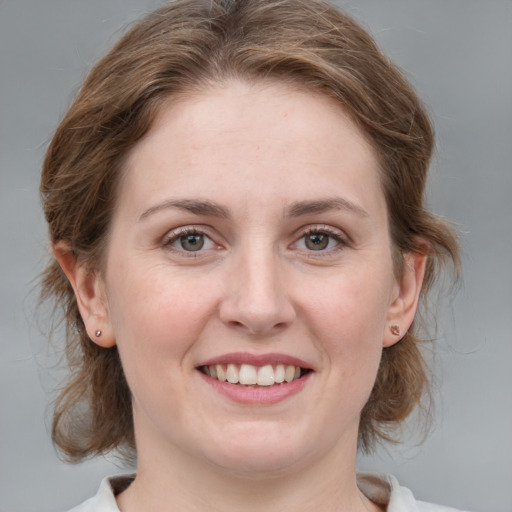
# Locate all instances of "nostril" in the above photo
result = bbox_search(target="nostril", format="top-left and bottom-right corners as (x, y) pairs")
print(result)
(227, 320), (245, 328)
(226, 319), (289, 336)
(219, 289), (296, 335)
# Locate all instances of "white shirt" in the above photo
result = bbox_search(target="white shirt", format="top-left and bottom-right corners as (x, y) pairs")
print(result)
(68, 473), (471, 512)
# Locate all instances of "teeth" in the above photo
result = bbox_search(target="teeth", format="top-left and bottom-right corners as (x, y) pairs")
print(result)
(203, 363), (306, 386)
(226, 363), (239, 384)
(257, 365), (274, 386)
(285, 365), (295, 383)
(216, 364), (227, 382)
(275, 364), (285, 383)
(239, 364), (257, 385)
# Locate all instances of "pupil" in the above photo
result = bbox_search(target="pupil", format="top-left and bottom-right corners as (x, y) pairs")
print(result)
(306, 233), (328, 250)
(181, 234), (204, 251)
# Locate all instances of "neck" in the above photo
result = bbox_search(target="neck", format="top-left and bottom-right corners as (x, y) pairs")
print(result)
(116, 430), (381, 512)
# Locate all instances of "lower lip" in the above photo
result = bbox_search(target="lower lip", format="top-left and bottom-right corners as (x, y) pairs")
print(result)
(199, 371), (312, 405)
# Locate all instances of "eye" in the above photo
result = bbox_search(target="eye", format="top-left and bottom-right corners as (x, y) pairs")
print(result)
(175, 233), (207, 251)
(304, 232), (331, 251)
(293, 227), (345, 252)
(164, 228), (216, 253)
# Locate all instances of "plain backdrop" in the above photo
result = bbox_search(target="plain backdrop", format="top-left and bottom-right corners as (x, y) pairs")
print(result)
(1, 1), (511, 511)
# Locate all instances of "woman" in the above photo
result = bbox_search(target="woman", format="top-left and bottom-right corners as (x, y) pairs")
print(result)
(40, 0), (463, 510)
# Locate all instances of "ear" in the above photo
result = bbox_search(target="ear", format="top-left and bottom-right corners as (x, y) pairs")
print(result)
(383, 249), (427, 348)
(53, 241), (116, 348)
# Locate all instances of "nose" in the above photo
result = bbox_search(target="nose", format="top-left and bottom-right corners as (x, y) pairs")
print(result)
(219, 249), (296, 336)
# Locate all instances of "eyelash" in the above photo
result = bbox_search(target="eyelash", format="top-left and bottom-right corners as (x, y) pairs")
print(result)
(294, 226), (348, 255)
(162, 226), (217, 257)
(161, 225), (349, 257)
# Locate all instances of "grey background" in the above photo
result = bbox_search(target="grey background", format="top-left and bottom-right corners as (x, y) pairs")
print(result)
(1, 1), (511, 511)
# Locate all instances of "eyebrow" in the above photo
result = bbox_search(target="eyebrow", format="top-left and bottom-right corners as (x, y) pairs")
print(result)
(138, 196), (368, 222)
(138, 199), (230, 221)
(286, 198), (369, 218)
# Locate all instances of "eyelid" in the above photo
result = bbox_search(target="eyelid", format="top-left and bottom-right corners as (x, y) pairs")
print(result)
(159, 223), (350, 258)
(162, 225), (207, 241)
(161, 225), (222, 256)
(290, 224), (350, 253)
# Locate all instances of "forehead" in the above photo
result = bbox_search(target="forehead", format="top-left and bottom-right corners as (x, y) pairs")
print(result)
(143, 80), (374, 160)
(118, 80), (384, 219)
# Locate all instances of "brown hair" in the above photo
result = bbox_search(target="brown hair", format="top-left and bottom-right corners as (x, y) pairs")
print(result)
(40, 0), (460, 461)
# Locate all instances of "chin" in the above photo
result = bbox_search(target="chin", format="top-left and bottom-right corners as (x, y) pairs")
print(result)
(209, 449), (305, 478)
(198, 423), (314, 477)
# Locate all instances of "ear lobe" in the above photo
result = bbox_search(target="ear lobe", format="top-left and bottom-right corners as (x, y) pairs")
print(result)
(52, 241), (116, 348)
(383, 250), (427, 348)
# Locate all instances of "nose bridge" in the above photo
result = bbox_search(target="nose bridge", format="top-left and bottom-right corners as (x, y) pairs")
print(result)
(220, 237), (295, 335)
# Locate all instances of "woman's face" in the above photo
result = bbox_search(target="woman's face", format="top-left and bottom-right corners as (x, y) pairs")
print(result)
(94, 81), (419, 475)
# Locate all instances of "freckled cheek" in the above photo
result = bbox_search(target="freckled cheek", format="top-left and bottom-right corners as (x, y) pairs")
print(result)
(108, 283), (198, 408)
(310, 292), (383, 403)
(303, 273), (389, 361)
(107, 267), (218, 361)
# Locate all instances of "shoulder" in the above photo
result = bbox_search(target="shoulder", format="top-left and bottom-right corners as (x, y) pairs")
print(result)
(357, 473), (473, 512)
(65, 475), (134, 512)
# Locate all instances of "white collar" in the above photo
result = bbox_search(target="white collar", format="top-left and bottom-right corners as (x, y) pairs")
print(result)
(68, 472), (468, 512)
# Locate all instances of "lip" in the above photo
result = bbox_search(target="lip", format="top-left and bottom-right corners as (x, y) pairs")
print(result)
(198, 370), (312, 405)
(197, 352), (313, 369)
(196, 352), (314, 405)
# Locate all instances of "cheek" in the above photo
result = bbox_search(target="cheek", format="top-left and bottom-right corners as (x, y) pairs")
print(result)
(104, 265), (218, 421)
(305, 265), (391, 336)
(299, 264), (392, 381)
(105, 262), (217, 375)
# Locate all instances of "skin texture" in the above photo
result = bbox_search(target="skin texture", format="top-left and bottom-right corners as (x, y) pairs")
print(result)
(55, 81), (426, 512)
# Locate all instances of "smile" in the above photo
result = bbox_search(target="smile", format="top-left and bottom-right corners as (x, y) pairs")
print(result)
(198, 363), (309, 386)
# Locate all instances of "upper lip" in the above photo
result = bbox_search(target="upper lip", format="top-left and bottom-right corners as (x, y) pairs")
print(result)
(197, 352), (313, 369)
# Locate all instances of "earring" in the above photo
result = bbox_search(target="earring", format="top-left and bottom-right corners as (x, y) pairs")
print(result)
(390, 325), (400, 336)
(94, 329), (102, 337)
